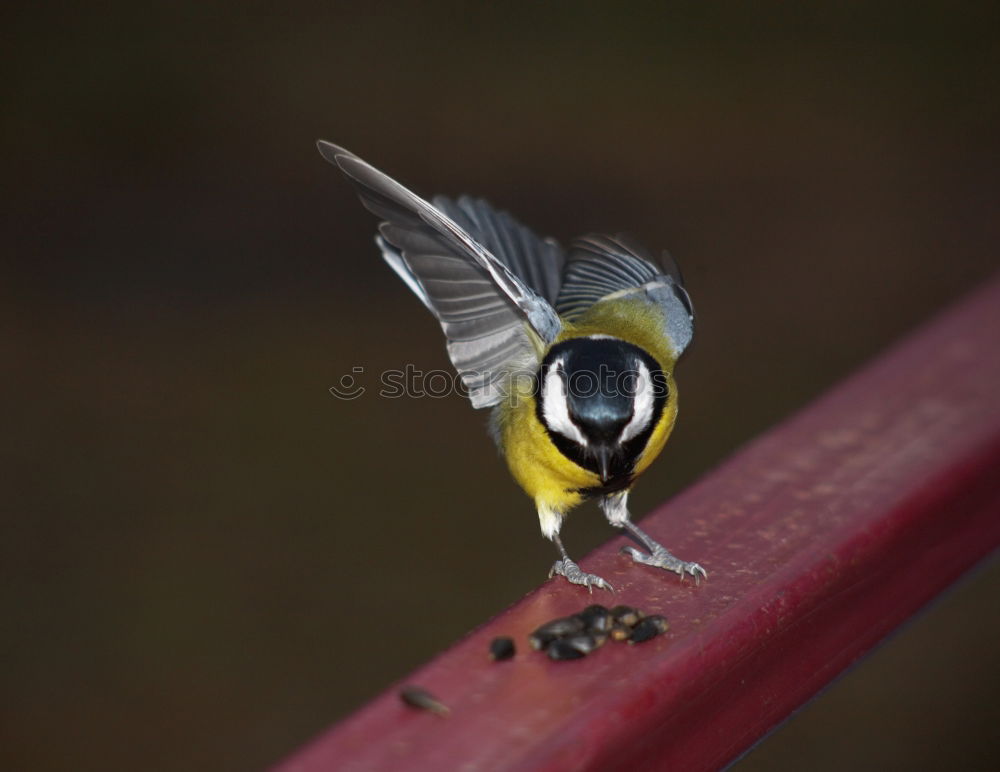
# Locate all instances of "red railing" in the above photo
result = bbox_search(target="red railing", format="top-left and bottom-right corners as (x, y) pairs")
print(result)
(277, 278), (1000, 771)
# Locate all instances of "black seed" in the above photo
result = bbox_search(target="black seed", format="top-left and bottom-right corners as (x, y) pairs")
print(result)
(489, 636), (516, 661)
(628, 615), (669, 644)
(399, 685), (449, 716)
(559, 633), (604, 654)
(610, 605), (643, 628)
(578, 604), (612, 633)
(529, 615), (586, 650)
(547, 638), (587, 660)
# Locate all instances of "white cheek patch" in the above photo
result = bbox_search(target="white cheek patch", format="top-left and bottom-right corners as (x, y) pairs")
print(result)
(542, 359), (588, 446)
(619, 359), (655, 444)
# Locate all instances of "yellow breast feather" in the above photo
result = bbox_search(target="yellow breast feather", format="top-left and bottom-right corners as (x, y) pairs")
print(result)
(498, 386), (599, 514)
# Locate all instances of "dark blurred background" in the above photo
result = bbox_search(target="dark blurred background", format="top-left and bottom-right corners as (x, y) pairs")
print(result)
(2, 2), (998, 769)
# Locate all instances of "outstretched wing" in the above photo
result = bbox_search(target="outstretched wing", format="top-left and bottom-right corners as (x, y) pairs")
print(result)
(556, 233), (695, 357)
(317, 141), (562, 408)
(431, 196), (565, 305)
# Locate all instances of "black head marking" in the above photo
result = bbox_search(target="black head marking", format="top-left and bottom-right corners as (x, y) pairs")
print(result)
(535, 336), (669, 491)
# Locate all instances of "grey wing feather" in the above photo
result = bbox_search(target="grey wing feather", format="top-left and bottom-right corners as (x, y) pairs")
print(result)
(555, 234), (660, 317)
(376, 235), (435, 313)
(556, 233), (695, 357)
(431, 196), (565, 304)
(317, 141), (561, 407)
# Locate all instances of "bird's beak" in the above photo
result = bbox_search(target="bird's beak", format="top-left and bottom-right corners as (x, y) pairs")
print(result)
(596, 446), (613, 483)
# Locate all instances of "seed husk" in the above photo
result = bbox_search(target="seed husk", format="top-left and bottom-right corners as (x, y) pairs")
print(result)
(628, 615), (670, 644)
(561, 632), (608, 654)
(489, 636), (516, 661)
(609, 605), (644, 628)
(399, 685), (449, 716)
(578, 604), (612, 633)
(547, 638), (588, 660)
(609, 624), (631, 642)
(529, 615), (586, 650)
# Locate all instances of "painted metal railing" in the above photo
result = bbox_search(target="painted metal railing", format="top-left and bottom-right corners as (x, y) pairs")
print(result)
(277, 277), (1000, 771)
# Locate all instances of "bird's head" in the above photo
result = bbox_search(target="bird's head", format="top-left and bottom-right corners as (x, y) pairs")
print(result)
(536, 336), (670, 486)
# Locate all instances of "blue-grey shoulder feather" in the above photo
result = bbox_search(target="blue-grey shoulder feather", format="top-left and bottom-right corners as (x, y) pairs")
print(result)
(557, 233), (694, 357)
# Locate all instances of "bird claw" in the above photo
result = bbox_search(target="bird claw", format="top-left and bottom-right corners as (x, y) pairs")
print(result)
(549, 559), (615, 594)
(620, 545), (708, 584)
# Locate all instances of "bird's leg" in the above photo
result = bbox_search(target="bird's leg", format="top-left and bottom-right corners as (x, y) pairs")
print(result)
(539, 504), (613, 592)
(620, 521), (708, 582)
(548, 533), (614, 593)
(600, 492), (707, 582)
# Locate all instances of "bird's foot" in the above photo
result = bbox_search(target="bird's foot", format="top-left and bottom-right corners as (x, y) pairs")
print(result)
(620, 544), (707, 583)
(549, 559), (614, 593)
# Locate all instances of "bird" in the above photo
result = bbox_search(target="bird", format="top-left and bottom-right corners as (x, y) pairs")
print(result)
(318, 141), (706, 592)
